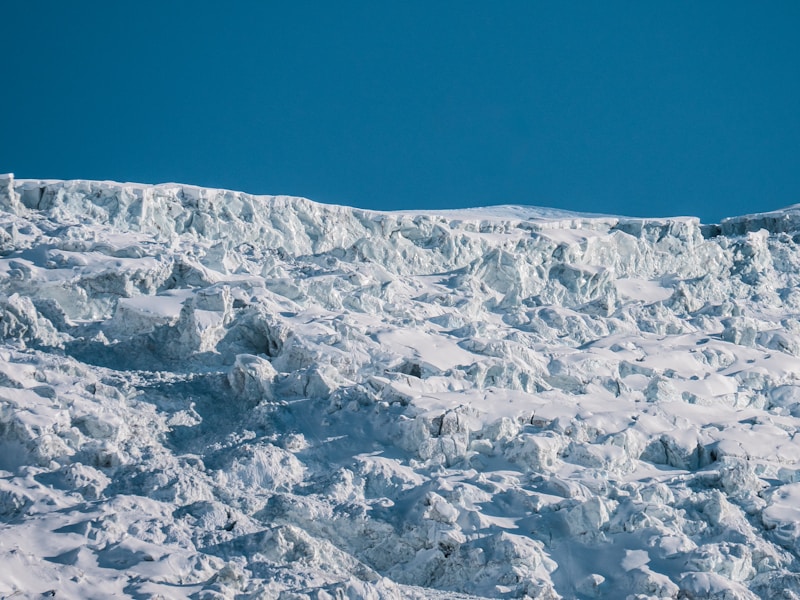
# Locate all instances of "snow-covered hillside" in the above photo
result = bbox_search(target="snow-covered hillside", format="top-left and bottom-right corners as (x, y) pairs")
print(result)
(2, 173), (800, 599)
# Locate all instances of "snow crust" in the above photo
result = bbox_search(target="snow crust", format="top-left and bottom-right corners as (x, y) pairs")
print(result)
(3, 174), (800, 598)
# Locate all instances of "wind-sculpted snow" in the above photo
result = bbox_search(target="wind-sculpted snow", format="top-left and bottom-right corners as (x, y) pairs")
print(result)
(3, 174), (800, 598)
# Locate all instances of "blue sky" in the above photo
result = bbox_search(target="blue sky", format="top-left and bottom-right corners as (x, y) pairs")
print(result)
(2, 2), (798, 222)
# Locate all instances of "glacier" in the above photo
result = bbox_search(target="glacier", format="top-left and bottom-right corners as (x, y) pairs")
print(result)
(2, 173), (800, 598)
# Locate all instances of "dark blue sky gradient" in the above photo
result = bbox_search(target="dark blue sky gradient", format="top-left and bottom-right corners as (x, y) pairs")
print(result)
(2, 2), (799, 222)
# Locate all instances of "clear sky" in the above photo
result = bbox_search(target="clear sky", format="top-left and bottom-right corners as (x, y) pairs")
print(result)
(2, 2), (799, 223)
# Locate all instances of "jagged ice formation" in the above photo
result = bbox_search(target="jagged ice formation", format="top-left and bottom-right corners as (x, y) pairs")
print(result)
(2, 174), (800, 598)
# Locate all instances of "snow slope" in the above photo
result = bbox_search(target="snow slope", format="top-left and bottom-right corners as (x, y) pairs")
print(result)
(2, 173), (800, 598)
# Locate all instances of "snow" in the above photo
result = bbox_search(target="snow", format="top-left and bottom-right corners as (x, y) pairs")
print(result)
(614, 278), (674, 303)
(2, 173), (800, 598)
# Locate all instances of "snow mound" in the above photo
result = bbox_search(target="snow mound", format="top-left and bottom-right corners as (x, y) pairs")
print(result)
(2, 173), (800, 598)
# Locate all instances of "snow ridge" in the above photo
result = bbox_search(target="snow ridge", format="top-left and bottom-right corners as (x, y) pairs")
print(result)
(2, 174), (800, 599)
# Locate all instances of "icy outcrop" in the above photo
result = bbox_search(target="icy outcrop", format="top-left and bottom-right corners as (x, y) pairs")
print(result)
(2, 174), (800, 598)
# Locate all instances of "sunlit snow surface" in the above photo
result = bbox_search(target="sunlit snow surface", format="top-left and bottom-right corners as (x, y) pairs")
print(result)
(2, 174), (800, 598)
